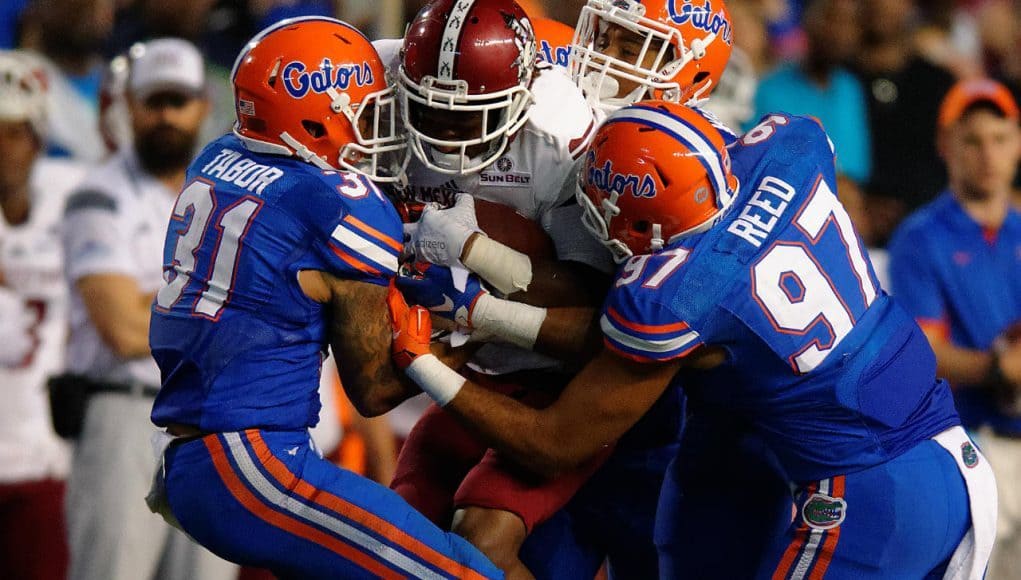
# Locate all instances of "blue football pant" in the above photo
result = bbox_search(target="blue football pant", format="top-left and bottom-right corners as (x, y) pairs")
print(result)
(163, 429), (502, 580)
(761, 439), (969, 579)
(521, 439), (678, 579)
(656, 413), (794, 580)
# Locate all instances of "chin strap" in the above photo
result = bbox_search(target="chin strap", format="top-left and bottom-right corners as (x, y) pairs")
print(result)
(279, 131), (333, 170)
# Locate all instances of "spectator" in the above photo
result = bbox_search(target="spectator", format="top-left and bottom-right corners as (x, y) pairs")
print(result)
(729, 0), (773, 74)
(751, 0), (871, 184)
(106, 0), (235, 144)
(17, 0), (114, 162)
(855, 0), (956, 246)
(0, 49), (86, 580)
(60, 38), (235, 580)
(913, 0), (982, 79)
(887, 78), (1021, 580)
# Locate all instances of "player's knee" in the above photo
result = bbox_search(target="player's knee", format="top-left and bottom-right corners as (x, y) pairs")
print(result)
(452, 507), (527, 568)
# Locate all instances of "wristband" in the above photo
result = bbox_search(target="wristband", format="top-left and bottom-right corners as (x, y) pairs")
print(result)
(405, 354), (466, 407)
(470, 293), (546, 350)
(462, 235), (533, 295)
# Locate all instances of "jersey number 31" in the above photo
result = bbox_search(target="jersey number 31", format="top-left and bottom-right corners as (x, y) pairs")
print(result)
(155, 179), (263, 320)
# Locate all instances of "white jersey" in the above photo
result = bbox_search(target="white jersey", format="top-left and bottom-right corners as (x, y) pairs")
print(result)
(63, 151), (176, 388)
(0, 158), (87, 482)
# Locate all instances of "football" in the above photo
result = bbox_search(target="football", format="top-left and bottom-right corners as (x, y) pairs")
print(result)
(473, 198), (556, 260)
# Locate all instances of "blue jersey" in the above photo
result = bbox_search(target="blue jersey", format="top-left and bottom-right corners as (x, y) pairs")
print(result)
(888, 192), (1021, 434)
(600, 114), (959, 482)
(150, 134), (402, 432)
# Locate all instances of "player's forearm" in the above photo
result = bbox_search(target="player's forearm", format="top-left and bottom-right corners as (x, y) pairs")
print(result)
(533, 306), (603, 363)
(334, 352), (420, 417)
(441, 378), (588, 478)
(469, 296), (599, 362)
(507, 258), (611, 308)
(327, 278), (420, 416)
(461, 234), (532, 296)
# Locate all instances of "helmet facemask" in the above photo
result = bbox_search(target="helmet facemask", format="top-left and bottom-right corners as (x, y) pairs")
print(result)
(399, 69), (533, 175)
(576, 176), (634, 263)
(336, 85), (406, 182)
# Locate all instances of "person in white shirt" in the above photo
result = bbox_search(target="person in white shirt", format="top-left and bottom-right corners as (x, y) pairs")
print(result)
(60, 38), (235, 580)
(0, 49), (86, 580)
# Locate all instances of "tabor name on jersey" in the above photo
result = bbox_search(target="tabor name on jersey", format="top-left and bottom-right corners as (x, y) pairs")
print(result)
(726, 175), (795, 247)
(201, 148), (285, 194)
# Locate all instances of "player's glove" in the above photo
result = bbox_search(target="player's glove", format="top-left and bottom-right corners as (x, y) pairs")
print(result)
(397, 262), (487, 328)
(387, 282), (433, 370)
(403, 193), (482, 268)
(387, 282), (467, 406)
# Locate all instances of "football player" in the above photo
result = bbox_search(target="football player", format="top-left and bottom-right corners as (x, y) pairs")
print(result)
(376, 1), (618, 576)
(146, 17), (501, 579)
(385, 1), (754, 578)
(569, 0), (733, 112)
(399, 0), (793, 576)
(391, 102), (997, 578)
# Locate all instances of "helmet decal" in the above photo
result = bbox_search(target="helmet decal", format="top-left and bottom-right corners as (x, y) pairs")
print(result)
(586, 151), (657, 199)
(501, 11), (536, 85)
(438, 0), (477, 80)
(281, 59), (375, 99)
(667, 0), (733, 44)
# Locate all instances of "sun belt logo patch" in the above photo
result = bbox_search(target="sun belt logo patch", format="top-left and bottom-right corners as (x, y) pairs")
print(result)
(802, 493), (847, 530)
(282, 58), (374, 99)
(667, 0), (733, 46)
(586, 153), (657, 199)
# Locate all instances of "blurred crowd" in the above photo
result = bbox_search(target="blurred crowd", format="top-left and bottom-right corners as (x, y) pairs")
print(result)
(4, 0), (1021, 241)
(1, 0), (1020, 579)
